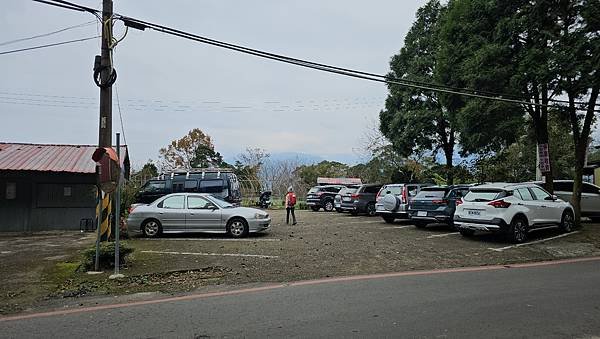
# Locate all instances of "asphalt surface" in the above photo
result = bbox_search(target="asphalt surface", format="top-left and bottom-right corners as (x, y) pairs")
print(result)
(2, 258), (599, 338)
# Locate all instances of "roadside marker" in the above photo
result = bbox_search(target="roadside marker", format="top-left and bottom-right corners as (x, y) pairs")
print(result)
(426, 232), (460, 239)
(141, 250), (278, 259)
(488, 231), (580, 252)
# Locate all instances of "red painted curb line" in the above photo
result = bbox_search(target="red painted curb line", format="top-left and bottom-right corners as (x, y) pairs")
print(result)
(2, 256), (599, 323)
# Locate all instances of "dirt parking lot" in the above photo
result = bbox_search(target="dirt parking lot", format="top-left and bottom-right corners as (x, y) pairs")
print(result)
(2, 210), (600, 314)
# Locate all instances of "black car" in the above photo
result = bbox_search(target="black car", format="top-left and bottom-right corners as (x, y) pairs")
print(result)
(306, 185), (345, 212)
(134, 169), (241, 205)
(408, 185), (471, 228)
(340, 184), (383, 216)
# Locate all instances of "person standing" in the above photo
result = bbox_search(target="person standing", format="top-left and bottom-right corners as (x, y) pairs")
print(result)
(285, 186), (297, 225)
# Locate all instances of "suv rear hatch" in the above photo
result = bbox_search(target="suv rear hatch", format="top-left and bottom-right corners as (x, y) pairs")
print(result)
(459, 189), (509, 220)
(410, 187), (449, 211)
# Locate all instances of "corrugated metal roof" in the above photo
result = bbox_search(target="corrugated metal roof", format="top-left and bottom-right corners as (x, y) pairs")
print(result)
(0, 143), (128, 174)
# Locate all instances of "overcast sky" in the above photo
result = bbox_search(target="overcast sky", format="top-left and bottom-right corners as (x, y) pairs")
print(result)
(0, 0), (429, 167)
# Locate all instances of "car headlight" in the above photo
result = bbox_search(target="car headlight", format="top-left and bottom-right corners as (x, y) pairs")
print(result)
(254, 213), (269, 219)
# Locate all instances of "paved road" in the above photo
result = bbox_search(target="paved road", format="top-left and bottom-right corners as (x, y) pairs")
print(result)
(2, 258), (600, 338)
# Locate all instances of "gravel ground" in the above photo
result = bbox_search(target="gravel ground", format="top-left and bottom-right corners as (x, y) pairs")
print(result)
(1, 210), (600, 315)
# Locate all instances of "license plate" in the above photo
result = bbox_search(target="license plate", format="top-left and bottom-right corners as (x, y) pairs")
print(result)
(468, 210), (481, 216)
(417, 211), (427, 217)
(343, 197), (351, 202)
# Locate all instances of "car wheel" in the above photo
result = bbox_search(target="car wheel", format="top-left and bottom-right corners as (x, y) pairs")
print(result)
(383, 216), (395, 224)
(508, 217), (528, 243)
(459, 228), (475, 237)
(310, 206), (320, 212)
(560, 210), (575, 233)
(366, 203), (376, 217)
(227, 218), (249, 238)
(414, 221), (428, 228)
(323, 200), (334, 212)
(142, 219), (161, 238)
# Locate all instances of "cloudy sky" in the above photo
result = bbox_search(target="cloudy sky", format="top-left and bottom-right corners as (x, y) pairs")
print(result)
(0, 0), (429, 167)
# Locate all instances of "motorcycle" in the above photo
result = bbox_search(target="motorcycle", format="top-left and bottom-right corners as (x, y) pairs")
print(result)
(257, 190), (272, 209)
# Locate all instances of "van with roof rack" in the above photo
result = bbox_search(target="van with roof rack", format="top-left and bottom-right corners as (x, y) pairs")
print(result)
(133, 168), (241, 206)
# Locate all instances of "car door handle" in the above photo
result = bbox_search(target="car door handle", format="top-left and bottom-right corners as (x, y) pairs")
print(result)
(517, 203), (524, 206)
(541, 205), (547, 208)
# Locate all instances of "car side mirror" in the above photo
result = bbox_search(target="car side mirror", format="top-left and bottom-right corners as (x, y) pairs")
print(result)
(207, 203), (218, 210)
(545, 195), (558, 201)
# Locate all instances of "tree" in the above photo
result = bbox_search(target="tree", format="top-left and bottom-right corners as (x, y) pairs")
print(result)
(295, 161), (349, 188)
(380, 0), (459, 184)
(234, 147), (270, 183)
(158, 128), (225, 171)
(438, 0), (561, 192)
(552, 0), (600, 224)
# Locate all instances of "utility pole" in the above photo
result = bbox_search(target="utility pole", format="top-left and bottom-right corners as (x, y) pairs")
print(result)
(98, 0), (113, 147)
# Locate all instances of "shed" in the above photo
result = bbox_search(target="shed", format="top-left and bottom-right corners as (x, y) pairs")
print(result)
(0, 143), (129, 232)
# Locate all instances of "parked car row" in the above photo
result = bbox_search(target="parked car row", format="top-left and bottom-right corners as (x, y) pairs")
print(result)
(308, 180), (600, 244)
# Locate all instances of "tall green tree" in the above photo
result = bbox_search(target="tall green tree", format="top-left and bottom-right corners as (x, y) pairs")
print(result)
(553, 0), (600, 224)
(380, 0), (459, 184)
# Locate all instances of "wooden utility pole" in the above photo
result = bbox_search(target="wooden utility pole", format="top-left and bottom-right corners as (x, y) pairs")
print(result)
(98, 0), (113, 147)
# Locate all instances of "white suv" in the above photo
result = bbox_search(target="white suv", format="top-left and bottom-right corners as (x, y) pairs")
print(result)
(454, 183), (575, 243)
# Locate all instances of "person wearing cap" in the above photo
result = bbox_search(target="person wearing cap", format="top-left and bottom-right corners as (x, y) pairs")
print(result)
(285, 186), (297, 225)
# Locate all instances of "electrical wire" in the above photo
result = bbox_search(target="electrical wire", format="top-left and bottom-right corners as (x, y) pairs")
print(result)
(114, 84), (128, 146)
(30, 0), (600, 112)
(0, 20), (96, 47)
(0, 36), (100, 55)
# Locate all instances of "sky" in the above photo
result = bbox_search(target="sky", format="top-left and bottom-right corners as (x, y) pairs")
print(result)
(0, 0), (429, 168)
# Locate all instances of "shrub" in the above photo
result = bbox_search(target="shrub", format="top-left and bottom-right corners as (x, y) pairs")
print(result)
(81, 241), (134, 271)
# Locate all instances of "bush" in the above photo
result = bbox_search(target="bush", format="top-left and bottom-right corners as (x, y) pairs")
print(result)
(81, 241), (134, 271)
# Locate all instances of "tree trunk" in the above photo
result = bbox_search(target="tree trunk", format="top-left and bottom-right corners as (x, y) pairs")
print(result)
(444, 147), (454, 185)
(571, 152), (585, 227)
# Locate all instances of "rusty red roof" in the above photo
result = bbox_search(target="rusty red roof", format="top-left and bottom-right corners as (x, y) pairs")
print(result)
(0, 143), (128, 174)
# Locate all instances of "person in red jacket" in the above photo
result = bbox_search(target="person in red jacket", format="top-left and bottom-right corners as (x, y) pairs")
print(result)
(285, 186), (297, 225)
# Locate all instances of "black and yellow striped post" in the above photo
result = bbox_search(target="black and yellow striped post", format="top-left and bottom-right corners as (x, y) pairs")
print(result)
(97, 192), (112, 241)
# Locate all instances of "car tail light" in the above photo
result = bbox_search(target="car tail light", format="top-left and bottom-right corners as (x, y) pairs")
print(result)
(456, 198), (463, 206)
(376, 188), (383, 202)
(351, 193), (360, 199)
(128, 205), (137, 214)
(432, 199), (448, 204)
(488, 199), (511, 208)
(317, 192), (324, 196)
(401, 186), (408, 204)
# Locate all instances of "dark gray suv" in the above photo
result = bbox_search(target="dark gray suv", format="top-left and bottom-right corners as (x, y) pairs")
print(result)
(340, 184), (383, 216)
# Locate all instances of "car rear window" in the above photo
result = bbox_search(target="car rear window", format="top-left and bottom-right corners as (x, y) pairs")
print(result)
(464, 189), (506, 202)
(380, 186), (403, 195)
(339, 187), (357, 195)
(415, 188), (447, 198)
(308, 187), (321, 194)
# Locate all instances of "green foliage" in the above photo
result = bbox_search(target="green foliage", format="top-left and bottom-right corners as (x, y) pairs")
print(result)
(380, 0), (458, 183)
(159, 128), (228, 170)
(81, 241), (134, 271)
(296, 161), (349, 187)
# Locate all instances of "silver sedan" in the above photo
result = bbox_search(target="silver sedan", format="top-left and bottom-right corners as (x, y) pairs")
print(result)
(127, 193), (271, 238)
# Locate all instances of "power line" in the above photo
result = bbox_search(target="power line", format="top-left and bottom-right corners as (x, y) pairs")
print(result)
(0, 21), (96, 47)
(34, 0), (599, 111)
(116, 15), (598, 111)
(115, 84), (128, 146)
(0, 36), (100, 56)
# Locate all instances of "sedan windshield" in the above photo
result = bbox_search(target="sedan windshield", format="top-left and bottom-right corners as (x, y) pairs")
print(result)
(210, 196), (234, 208)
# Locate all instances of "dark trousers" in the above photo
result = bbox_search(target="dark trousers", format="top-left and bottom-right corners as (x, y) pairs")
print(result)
(286, 207), (296, 224)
